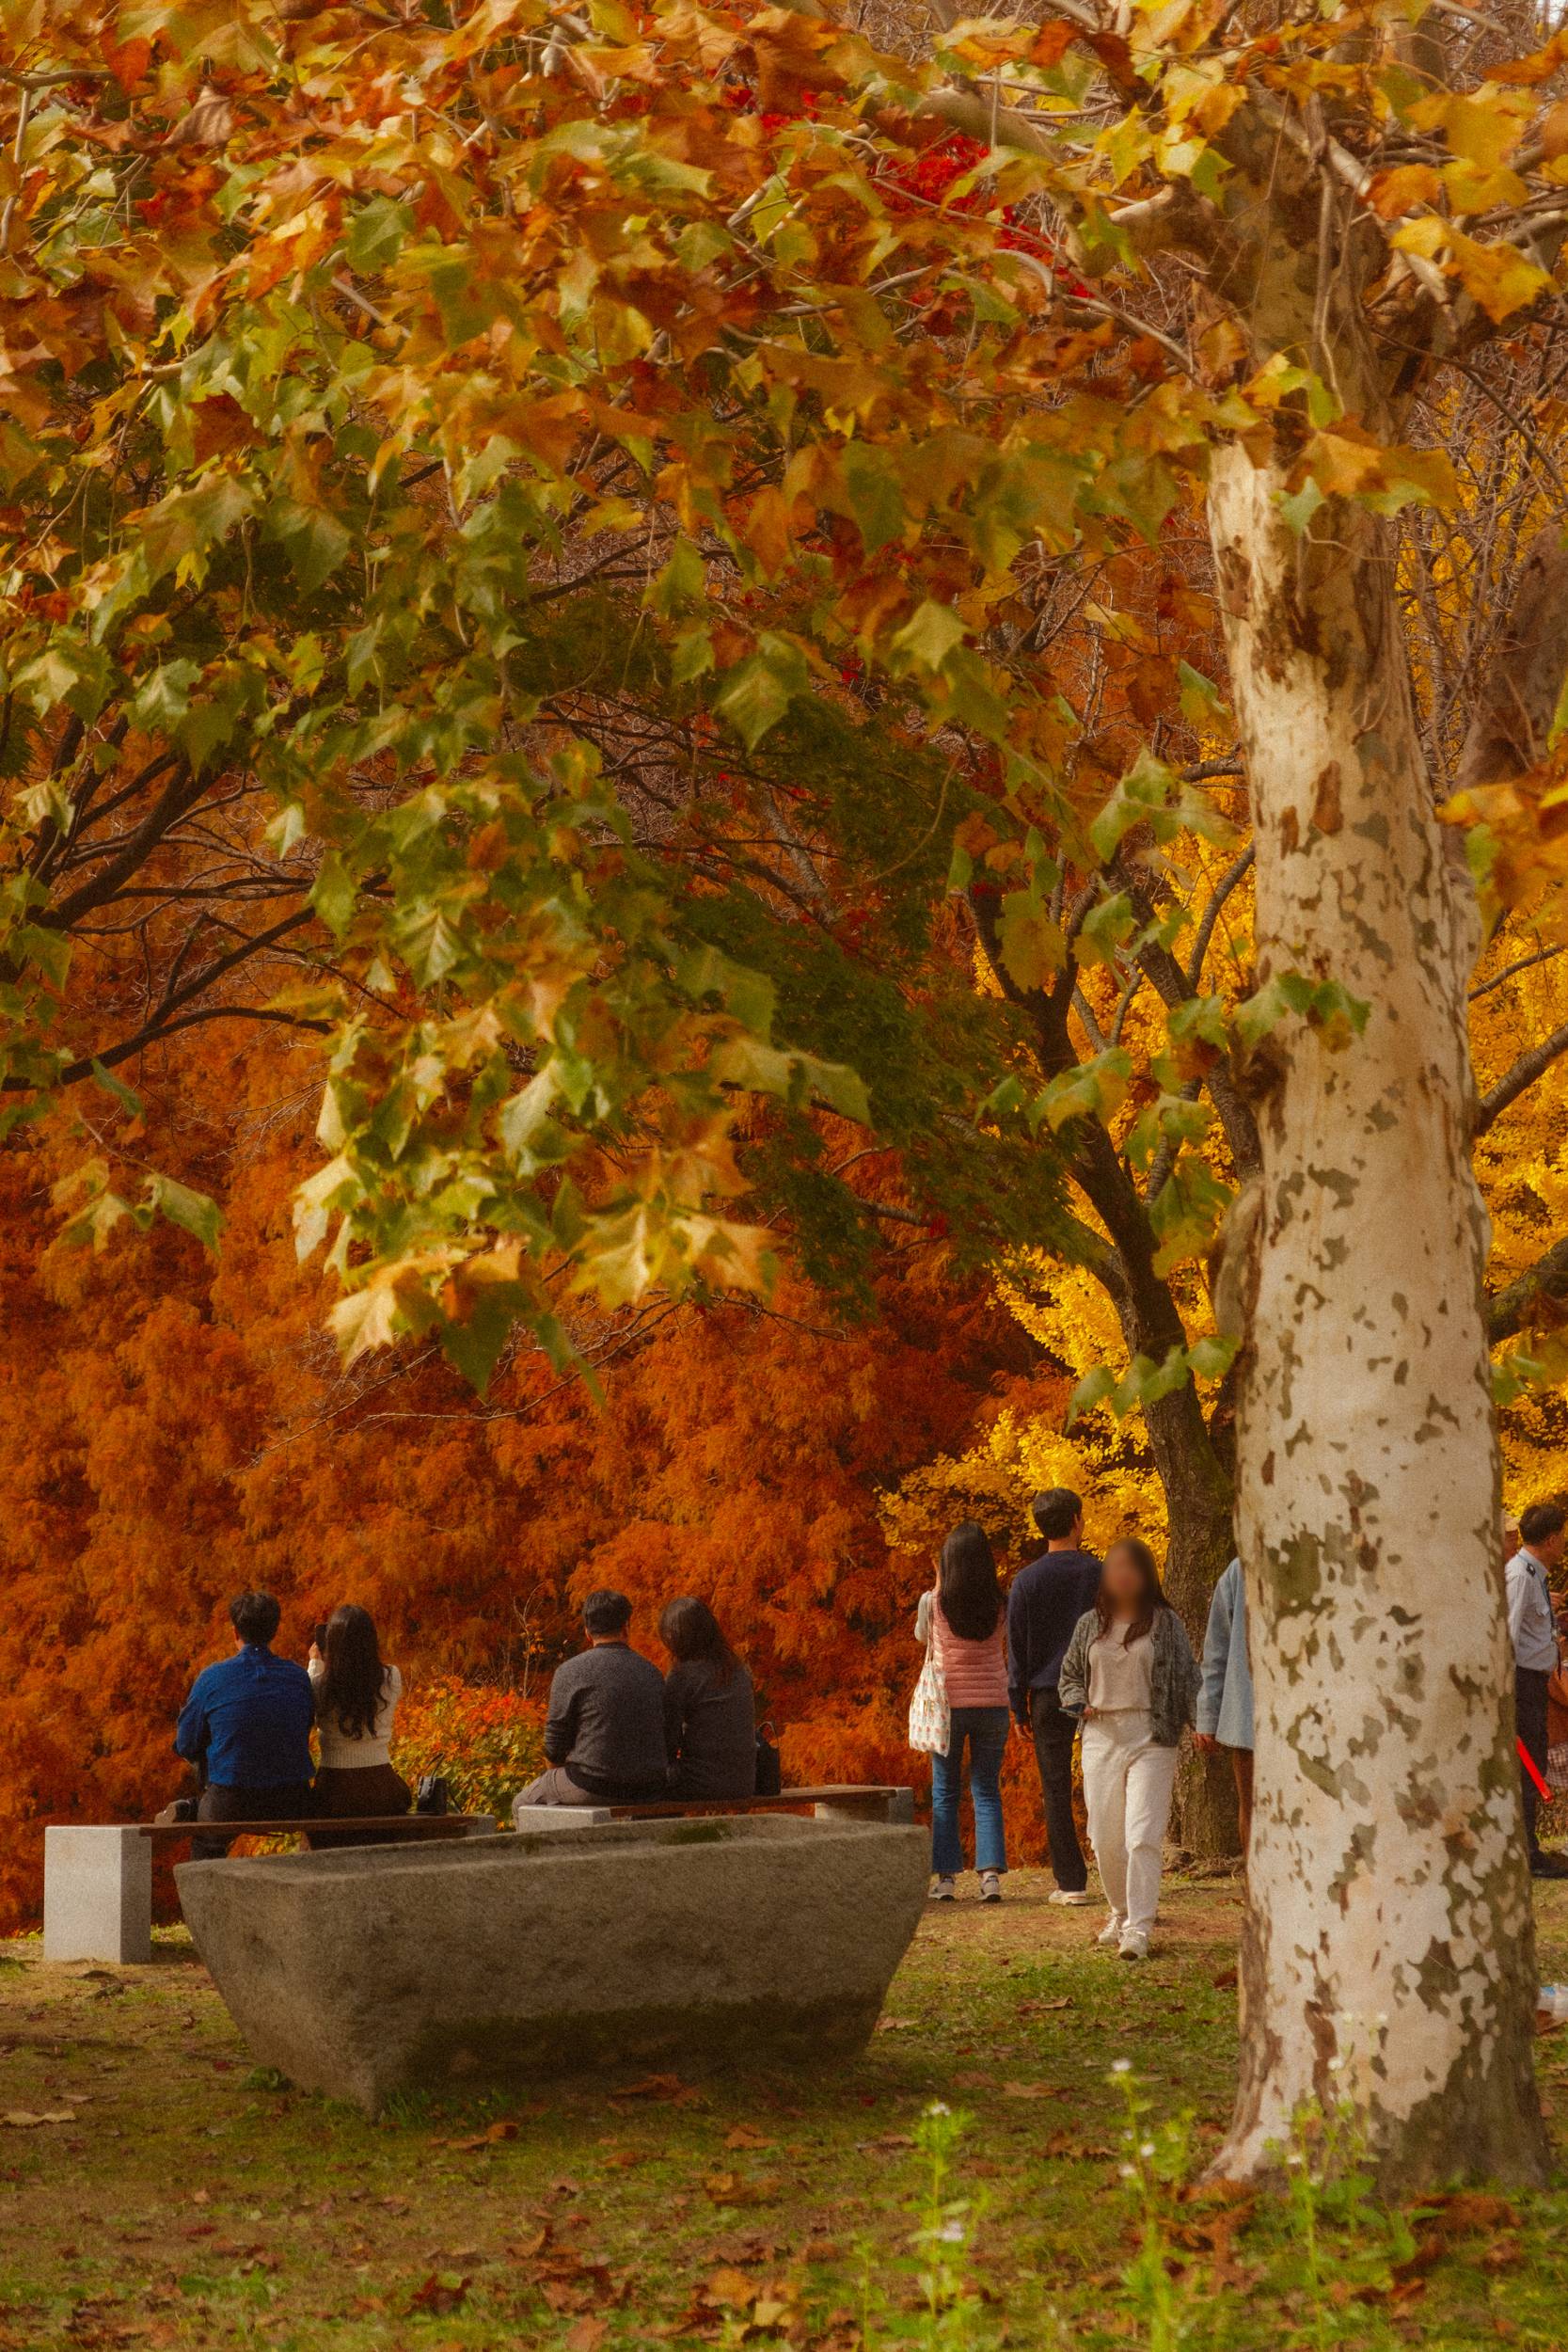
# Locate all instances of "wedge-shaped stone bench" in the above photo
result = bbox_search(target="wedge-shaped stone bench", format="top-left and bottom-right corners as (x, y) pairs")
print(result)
(177, 1813), (927, 2114)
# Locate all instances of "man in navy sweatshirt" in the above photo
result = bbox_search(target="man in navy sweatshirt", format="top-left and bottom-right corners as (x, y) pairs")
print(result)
(1006, 1488), (1101, 1904)
(175, 1591), (315, 1859)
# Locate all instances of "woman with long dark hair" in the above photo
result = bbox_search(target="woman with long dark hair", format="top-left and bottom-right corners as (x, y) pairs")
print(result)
(917, 1521), (1009, 1903)
(660, 1596), (757, 1799)
(1057, 1536), (1199, 1960)
(307, 1603), (410, 1846)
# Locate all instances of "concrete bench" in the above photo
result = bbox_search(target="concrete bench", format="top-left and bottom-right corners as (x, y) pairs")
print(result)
(515, 1784), (915, 1830)
(42, 1815), (499, 1964)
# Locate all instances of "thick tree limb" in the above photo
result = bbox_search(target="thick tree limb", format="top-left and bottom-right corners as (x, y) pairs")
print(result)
(1488, 1233), (1568, 1344)
(1475, 1019), (1568, 1136)
(1456, 524), (1568, 794)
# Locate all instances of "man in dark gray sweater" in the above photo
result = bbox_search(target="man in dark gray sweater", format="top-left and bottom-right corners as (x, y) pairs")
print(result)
(514, 1589), (669, 1812)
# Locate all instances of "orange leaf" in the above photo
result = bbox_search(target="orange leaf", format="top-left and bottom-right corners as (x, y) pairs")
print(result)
(1366, 165), (1441, 219)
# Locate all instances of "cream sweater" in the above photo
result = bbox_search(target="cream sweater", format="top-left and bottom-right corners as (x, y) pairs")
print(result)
(309, 1659), (403, 1769)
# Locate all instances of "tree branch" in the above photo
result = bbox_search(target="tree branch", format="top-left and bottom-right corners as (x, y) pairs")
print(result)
(1475, 1019), (1568, 1136)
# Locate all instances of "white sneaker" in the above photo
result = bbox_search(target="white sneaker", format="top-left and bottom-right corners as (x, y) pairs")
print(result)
(1049, 1888), (1096, 1907)
(1097, 1914), (1126, 1947)
(931, 1877), (956, 1902)
(979, 1870), (1002, 1904)
(1118, 1930), (1150, 1962)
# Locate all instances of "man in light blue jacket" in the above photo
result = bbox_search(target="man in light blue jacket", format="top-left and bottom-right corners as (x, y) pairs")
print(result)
(1194, 1557), (1254, 1858)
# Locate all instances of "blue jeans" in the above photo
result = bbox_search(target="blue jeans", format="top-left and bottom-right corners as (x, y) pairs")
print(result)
(930, 1707), (1009, 1877)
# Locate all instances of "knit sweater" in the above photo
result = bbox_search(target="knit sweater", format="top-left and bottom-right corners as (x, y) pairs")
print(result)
(1058, 1606), (1199, 1749)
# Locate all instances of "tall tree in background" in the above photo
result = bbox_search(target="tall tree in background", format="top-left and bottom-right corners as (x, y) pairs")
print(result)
(6, 0), (1568, 2182)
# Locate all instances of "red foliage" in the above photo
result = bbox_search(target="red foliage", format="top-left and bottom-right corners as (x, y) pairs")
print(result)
(0, 1018), (1054, 1930)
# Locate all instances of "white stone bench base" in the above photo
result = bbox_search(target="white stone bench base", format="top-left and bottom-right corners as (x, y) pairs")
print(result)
(43, 1819), (498, 1965)
(44, 1828), (153, 1964)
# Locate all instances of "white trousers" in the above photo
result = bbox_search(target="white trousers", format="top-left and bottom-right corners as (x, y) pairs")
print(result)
(1081, 1712), (1179, 1937)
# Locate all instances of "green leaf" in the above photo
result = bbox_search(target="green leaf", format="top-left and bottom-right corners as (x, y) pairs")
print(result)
(90, 1059), (144, 1119)
(893, 600), (966, 675)
(146, 1175), (223, 1249)
(345, 197), (417, 275)
(716, 636), (809, 750)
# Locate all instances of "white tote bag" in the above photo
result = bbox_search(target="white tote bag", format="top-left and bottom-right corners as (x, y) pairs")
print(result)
(909, 1600), (951, 1756)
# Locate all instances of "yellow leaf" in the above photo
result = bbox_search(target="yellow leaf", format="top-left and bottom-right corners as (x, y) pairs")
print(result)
(1441, 160), (1528, 215)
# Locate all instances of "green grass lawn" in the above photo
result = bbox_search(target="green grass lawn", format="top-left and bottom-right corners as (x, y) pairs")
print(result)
(3, 1867), (1567, 2350)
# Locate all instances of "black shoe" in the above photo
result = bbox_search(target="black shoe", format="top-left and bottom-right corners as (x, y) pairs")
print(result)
(1530, 1852), (1568, 1879)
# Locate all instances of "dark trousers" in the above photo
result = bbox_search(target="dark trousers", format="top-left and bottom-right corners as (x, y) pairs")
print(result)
(1030, 1690), (1086, 1892)
(191, 1781), (314, 1863)
(1518, 1666), (1550, 1860)
(1225, 1744), (1255, 1861)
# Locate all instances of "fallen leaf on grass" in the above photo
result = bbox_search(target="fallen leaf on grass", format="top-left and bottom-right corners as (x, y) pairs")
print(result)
(1018, 1996), (1073, 2016)
(563, 2322), (608, 2352)
(601, 2148), (645, 2169)
(1415, 2191), (1518, 2233)
(724, 2124), (773, 2151)
(1002, 2081), (1066, 2101)
(704, 2170), (781, 2206)
(875, 2016), (915, 2032)
(449, 2119), (518, 2151)
(407, 2273), (467, 2315)
(1212, 1966), (1239, 1992)
(1042, 2130), (1114, 2160)
(2, 2109), (75, 2126)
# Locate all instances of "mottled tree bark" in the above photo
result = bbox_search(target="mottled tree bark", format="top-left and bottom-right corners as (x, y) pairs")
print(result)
(1207, 448), (1545, 2187)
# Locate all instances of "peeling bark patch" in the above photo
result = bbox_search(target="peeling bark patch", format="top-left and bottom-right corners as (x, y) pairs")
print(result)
(1311, 762), (1343, 834)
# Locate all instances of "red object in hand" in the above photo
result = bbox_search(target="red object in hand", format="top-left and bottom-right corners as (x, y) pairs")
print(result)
(1519, 1738), (1553, 1802)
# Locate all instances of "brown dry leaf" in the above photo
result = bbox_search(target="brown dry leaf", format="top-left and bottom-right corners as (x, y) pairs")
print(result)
(2, 2109), (75, 2127)
(1002, 2081), (1065, 2101)
(1542, 96), (1568, 162)
(1418, 2192), (1518, 2233)
(168, 89), (234, 147)
(705, 2266), (760, 2308)
(1481, 2236), (1525, 2273)
(1212, 1965), (1239, 1991)
(407, 2273), (467, 2315)
(601, 2148), (644, 2169)
(449, 2118), (518, 2151)
(874, 2016), (915, 2032)
(703, 2170), (781, 2206)
(723, 2124), (773, 2151)
(1042, 2130), (1114, 2160)
(1018, 1995), (1072, 2015)
(563, 2322), (608, 2352)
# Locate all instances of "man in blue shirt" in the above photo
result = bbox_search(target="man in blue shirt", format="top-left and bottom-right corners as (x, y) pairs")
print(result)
(176, 1591), (315, 1858)
(1006, 1488), (1101, 1905)
(1194, 1556), (1255, 1860)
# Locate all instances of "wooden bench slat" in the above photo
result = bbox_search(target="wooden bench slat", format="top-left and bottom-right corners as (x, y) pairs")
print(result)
(134, 1815), (490, 1839)
(607, 1787), (897, 1818)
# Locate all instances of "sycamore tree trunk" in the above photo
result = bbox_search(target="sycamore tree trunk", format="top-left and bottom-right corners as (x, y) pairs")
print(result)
(1206, 446), (1544, 2185)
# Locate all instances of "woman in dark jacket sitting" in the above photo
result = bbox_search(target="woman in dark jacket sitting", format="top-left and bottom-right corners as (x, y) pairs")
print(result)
(661, 1597), (757, 1799)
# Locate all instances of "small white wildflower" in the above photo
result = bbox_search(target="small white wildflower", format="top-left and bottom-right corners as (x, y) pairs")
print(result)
(927, 2100), (951, 2117)
(1118, 2164), (1137, 2180)
(937, 2219), (965, 2243)
(1140, 2141), (1157, 2158)
(1111, 2058), (1133, 2075)
(1326, 2057), (1344, 2074)
(1286, 2151), (1305, 2169)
